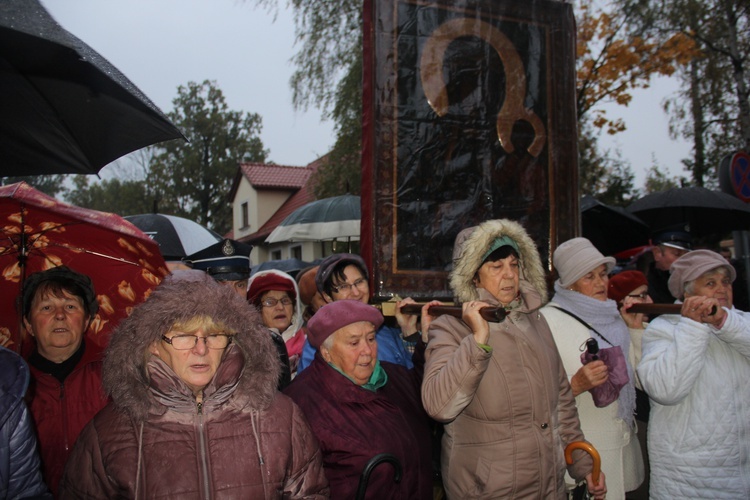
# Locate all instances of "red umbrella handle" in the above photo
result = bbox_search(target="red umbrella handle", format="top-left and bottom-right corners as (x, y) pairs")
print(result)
(565, 441), (601, 484)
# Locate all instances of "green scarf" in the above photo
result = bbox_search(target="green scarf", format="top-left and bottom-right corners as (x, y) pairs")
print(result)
(329, 360), (388, 392)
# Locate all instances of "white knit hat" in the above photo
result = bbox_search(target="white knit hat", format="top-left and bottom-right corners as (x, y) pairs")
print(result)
(554, 237), (616, 288)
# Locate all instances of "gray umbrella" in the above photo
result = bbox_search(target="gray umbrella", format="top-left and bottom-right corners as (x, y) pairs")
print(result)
(266, 194), (361, 243)
(0, 0), (184, 176)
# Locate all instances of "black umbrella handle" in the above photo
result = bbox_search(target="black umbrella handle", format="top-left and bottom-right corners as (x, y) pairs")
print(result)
(355, 453), (402, 500)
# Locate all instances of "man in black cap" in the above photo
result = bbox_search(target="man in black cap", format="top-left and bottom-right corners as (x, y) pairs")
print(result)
(185, 239), (292, 389)
(184, 239), (253, 298)
(647, 224), (692, 304)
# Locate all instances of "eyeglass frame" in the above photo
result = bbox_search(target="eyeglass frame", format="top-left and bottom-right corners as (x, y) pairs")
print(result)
(331, 277), (369, 294)
(260, 296), (294, 308)
(161, 333), (233, 350)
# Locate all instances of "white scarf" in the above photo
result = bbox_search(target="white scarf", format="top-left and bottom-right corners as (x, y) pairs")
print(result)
(552, 282), (636, 427)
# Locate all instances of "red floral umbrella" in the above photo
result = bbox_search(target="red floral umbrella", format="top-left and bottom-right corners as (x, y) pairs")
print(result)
(0, 182), (169, 354)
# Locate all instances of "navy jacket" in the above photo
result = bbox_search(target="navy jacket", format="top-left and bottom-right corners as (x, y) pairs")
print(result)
(0, 346), (51, 499)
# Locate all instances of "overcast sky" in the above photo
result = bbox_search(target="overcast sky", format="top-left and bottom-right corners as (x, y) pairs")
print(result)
(43, 0), (689, 188)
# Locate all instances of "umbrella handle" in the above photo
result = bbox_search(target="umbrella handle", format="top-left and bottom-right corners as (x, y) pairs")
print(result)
(355, 453), (402, 500)
(565, 441), (601, 484)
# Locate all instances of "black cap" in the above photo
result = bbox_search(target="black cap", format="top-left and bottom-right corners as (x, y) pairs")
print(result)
(651, 223), (692, 251)
(315, 253), (368, 293)
(184, 239), (253, 281)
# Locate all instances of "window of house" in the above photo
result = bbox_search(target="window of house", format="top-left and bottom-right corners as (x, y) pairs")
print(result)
(271, 249), (282, 260)
(241, 202), (249, 229)
(291, 245), (302, 260)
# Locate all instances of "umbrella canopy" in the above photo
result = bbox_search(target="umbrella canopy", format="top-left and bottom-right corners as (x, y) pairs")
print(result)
(124, 213), (222, 261)
(627, 187), (750, 238)
(581, 195), (650, 256)
(0, 182), (169, 353)
(0, 0), (184, 176)
(266, 194), (361, 243)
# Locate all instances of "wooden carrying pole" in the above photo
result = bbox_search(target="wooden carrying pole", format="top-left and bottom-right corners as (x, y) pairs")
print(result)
(398, 303), (508, 322)
(398, 302), (713, 321)
(628, 303), (717, 316)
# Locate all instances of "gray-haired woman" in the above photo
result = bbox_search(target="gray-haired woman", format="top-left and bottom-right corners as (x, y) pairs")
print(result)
(541, 238), (644, 499)
(59, 271), (328, 499)
(638, 249), (750, 499)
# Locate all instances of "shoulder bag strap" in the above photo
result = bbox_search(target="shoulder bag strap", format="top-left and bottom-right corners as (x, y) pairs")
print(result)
(549, 305), (615, 347)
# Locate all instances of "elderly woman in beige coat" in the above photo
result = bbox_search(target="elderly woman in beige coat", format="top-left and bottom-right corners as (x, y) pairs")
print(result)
(421, 219), (606, 499)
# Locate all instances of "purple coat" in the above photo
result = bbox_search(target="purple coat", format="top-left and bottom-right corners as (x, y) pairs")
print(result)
(284, 343), (433, 500)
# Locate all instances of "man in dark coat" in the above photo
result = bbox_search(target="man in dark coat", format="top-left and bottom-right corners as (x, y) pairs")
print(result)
(284, 299), (434, 499)
(647, 225), (692, 304)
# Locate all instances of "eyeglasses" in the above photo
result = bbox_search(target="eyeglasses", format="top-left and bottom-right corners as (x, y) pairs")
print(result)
(261, 297), (293, 308)
(627, 292), (650, 299)
(161, 333), (233, 350)
(332, 277), (368, 294)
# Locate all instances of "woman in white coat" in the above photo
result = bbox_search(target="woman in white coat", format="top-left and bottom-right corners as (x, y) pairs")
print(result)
(637, 249), (750, 499)
(541, 238), (644, 499)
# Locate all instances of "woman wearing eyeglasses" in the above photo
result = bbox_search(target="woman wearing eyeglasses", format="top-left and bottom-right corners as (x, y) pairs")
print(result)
(59, 271), (329, 499)
(296, 253), (420, 373)
(540, 238), (644, 499)
(607, 270), (652, 499)
(248, 270), (305, 381)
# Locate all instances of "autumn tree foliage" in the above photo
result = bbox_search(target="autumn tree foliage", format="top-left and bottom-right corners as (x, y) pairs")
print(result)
(576, 0), (698, 135)
(619, 0), (750, 187)
(575, 0), (698, 201)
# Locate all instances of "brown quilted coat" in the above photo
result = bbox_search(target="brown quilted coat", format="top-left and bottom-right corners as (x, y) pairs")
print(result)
(59, 271), (328, 499)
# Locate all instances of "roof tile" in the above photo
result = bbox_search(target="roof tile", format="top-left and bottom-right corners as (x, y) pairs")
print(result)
(239, 162), (312, 189)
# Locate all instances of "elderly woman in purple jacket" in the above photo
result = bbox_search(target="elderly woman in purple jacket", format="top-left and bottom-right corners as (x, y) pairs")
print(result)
(284, 299), (439, 499)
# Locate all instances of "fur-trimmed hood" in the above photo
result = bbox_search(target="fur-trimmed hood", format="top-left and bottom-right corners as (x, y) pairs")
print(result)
(247, 269), (304, 342)
(450, 219), (548, 305)
(103, 270), (280, 423)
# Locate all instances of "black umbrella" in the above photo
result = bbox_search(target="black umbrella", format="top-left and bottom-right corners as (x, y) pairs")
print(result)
(0, 0), (184, 176)
(581, 195), (650, 256)
(124, 213), (222, 261)
(627, 187), (750, 238)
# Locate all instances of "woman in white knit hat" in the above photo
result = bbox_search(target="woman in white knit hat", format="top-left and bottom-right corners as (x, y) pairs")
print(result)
(541, 237), (644, 499)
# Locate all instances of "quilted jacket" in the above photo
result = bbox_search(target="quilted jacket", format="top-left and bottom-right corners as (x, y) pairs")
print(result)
(421, 219), (593, 499)
(59, 271), (328, 499)
(637, 307), (750, 499)
(0, 346), (50, 499)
